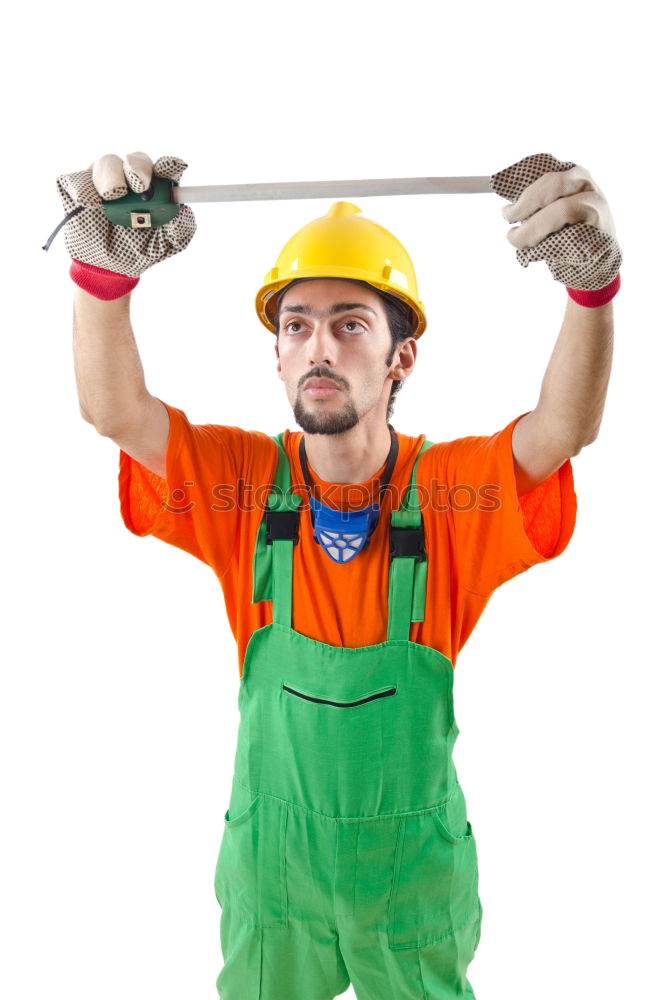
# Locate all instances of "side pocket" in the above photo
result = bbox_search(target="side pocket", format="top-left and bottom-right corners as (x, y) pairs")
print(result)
(388, 806), (479, 952)
(473, 894), (484, 952)
(433, 813), (475, 844)
(214, 792), (287, 928)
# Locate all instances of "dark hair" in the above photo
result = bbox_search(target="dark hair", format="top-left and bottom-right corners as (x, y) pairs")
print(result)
(376, 286), (418, 422)
(272, 278), (418, 422)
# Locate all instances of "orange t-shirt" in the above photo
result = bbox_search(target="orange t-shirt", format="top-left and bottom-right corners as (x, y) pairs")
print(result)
(118, 400), (576, 676)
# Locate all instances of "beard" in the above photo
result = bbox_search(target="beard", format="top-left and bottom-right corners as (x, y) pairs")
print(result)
(293, 390), (362, 435)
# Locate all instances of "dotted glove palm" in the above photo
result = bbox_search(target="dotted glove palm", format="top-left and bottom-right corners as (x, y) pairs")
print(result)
(57, 151), (196, 300)
(490, 153), (622, 307)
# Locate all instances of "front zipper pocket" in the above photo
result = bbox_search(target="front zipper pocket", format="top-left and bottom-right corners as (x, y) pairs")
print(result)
(283, 684), (396, 708)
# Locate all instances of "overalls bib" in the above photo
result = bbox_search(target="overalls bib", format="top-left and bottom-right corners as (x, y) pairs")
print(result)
(214, 433), (483, 1000)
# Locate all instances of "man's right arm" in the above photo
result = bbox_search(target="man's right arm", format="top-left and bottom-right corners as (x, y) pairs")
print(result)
(74, 287), (169, 479)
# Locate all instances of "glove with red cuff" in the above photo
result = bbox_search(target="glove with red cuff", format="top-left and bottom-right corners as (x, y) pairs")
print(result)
(57, 151), (196, 301)
(490, 153), (622, 307)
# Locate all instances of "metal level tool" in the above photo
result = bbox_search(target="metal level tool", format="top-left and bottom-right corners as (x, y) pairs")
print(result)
(43, 174), (494, 250)
(102, 175), (493, 229)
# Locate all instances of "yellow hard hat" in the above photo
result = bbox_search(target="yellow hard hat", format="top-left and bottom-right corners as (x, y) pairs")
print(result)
(255, 201), (426, 339)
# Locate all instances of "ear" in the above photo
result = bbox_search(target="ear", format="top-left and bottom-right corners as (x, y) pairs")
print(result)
(390, 337), (417, 380)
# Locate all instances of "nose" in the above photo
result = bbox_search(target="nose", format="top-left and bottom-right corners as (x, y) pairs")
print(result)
(306, 321), (337, 368)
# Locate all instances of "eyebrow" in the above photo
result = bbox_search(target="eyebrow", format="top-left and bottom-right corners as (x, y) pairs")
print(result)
(279, 302), (378, 318)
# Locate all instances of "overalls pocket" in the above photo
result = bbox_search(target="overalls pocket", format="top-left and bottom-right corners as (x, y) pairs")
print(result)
(214, 791), (287, 928)
(387, 802), (480, 952)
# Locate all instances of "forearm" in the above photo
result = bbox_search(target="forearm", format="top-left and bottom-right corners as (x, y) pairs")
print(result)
(73, 287), (149, 433)
(535, 296), (614, 451)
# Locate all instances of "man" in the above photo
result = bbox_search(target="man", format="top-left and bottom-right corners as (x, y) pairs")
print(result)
(59, 150), (620, 999)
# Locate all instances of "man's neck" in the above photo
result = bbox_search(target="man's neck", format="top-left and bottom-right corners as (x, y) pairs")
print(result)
(302, 421), (393, 485)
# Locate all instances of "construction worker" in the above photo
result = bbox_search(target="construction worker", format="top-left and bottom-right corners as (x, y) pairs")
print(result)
(61, 151), (621, 999)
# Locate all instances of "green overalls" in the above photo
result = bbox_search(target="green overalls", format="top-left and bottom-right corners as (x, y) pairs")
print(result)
(214, 433), (483, 1000)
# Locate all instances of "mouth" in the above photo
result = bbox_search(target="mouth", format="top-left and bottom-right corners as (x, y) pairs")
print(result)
(304, 385), (341, 397)
(303, 378), (343, 397)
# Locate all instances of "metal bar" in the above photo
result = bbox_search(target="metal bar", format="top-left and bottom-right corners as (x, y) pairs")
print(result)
(173, 176), (492, 204)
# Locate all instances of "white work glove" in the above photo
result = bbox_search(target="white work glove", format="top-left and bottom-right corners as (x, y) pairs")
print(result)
(56, 151), (196, 300)
(490, 153), (622, 307)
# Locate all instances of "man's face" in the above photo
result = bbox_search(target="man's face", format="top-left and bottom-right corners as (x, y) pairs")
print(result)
(274, 279), (412, 435)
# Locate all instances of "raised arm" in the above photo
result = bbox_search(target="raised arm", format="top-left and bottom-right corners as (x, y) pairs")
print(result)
(489, 152), (622, 495)
(511, 296), (615, 495)
(74, 288), (169, 478)
(58, 150), (196, 478)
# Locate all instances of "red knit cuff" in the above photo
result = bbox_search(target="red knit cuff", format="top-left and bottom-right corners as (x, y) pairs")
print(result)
(566, 272), (620, 308)
(70, 259), (140, 301)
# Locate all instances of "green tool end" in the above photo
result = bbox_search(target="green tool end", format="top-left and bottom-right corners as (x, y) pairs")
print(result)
(102, 177), (180, 229)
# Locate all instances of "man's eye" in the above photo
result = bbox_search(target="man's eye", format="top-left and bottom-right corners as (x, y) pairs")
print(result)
(282, 318), (366, 334)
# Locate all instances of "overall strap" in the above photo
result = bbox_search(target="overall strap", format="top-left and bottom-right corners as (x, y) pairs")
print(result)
(251, 433), (302, 627)
(387, 438), (435, 640)
(253, 433), (435, 636)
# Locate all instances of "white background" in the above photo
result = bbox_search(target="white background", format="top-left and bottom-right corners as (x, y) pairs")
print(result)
(2, 1), (659, 998)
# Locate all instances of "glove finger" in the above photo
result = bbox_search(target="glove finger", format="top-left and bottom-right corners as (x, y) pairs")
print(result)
(57, 168), (102, 210)
(490, 153), (576, 203)
(162, 204), (197, 251)
(153, 155), (189, 183)
(123, 151), (154, 193)
(64, 206), (193, 278)
(502, 165), (597, 223)
(515, 223), (622, 291)
(507, 190), (616, 249)
(92, 153), (128, 201)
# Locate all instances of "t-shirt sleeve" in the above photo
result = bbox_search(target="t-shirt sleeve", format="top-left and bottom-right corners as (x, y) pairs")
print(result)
(443, 410), (577, 597)
(118, 398), (276, 579)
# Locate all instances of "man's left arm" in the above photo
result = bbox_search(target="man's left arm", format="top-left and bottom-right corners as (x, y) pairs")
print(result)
(511, 295), (614, 495)
(490, 152), (622, 496)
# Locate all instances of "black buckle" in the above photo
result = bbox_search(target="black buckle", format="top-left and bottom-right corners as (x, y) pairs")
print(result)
(265, 508), (300, 545)
(389, 524), (425, 562)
